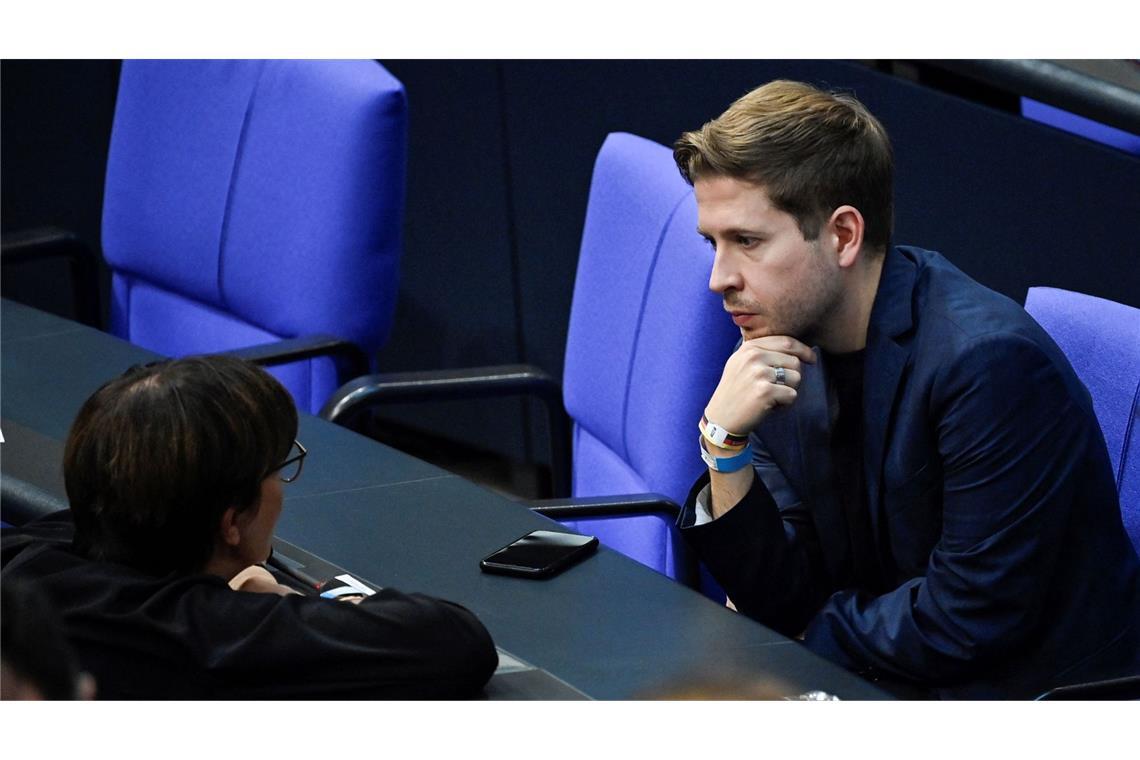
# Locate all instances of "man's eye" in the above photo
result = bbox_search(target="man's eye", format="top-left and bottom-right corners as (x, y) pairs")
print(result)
(738, 236), (758, 247)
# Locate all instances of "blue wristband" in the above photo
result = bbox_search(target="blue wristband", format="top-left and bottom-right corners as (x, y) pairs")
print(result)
(699, 435), (753, 473)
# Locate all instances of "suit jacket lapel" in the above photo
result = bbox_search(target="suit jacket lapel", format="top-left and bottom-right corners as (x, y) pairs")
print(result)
(862, 248), (918, 544)
(756, 247), (918, 584)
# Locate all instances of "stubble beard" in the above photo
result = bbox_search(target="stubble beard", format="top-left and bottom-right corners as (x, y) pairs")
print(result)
(728, 241), (844, 347)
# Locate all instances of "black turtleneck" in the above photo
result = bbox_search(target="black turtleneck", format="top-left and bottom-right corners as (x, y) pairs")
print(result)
(822, 349), (884, 592)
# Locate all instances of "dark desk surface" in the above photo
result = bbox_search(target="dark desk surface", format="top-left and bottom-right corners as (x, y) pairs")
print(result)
(1, 298), (888, 699)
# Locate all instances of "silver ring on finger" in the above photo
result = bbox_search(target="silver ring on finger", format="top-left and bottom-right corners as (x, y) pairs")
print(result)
(773, 366), (787, 385)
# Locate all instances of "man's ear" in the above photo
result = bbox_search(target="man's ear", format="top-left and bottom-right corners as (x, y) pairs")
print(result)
(219, 506), (242, 548)
(828, 205), (865, 269)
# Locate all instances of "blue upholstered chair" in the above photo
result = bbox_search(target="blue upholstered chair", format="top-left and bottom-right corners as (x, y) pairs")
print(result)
(1024, 287), (1140, 554)
(102, 60), (407, 413)
(1025, 288), (1140, 701)
(322, 133), (740, 585)
(551, 133), (741, 578)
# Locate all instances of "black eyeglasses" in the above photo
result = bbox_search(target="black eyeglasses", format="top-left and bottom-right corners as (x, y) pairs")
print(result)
(272, 440), (307, 483)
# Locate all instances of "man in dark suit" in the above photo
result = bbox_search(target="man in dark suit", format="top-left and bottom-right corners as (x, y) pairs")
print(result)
(673, 80), (1140, 698)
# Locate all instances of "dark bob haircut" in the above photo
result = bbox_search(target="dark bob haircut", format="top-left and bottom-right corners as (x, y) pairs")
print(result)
(64, 356), (297, 575)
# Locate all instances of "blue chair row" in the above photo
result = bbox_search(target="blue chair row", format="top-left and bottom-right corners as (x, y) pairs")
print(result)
(4, 61), (734, 589)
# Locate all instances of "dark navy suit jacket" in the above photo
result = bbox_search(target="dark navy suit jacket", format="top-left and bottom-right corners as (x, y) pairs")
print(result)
(680, 246), (1140, 698)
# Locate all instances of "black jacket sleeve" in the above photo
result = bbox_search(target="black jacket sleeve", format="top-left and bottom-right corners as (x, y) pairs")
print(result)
(678, 470), (829, 637)
(4, 513), (499, 699)
(189, 584), (499, 699)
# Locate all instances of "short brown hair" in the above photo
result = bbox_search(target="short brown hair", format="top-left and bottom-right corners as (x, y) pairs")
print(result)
(65, 356), (297, 574)
(674, 79), (894, 251)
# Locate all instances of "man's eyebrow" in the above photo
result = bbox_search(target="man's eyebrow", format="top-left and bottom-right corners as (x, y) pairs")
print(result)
(696, 226), (766, 238)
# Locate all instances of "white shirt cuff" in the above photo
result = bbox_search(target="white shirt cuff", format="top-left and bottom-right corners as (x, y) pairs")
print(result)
(693, 483), (716, 526)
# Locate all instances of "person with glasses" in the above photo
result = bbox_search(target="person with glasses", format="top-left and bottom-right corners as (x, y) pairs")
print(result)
(1, 356), (497, 698)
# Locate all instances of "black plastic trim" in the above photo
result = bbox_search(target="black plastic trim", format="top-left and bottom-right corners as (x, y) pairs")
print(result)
(1035, 673), (1140, 700)
(526, 492), (696, 588)
(320, 364), (571, 498)
(526, 493), (680, 520)
(1, 226), (101, 326)
(225, 335), (369, 380)
(926, 59), (1140, 136)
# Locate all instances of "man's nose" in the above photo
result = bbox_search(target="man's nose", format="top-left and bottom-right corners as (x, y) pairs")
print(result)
(709, 250), (741, 295)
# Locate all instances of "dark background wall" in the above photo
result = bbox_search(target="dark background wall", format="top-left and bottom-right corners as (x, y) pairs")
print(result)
(3, 60), (1138, 493)
(1, 60), (120, 317)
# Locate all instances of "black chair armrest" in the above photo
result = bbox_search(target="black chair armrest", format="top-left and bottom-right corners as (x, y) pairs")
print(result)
(1, 226), (85, 262)
(1, 226), (100, 326)
(224, 334), (369, 381)
(524, 492), (680, 520)
(320, 364), (561, 414)
(1035, 674), (1140, 700)
(319, 365), (571, 497)
(525, 493), (698, 588)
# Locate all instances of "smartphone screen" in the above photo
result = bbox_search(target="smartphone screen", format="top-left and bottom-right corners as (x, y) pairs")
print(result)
(480, 530), (598, 578)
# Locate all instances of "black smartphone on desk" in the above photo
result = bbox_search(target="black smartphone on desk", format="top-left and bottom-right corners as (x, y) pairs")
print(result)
(480, 530), (598, 579)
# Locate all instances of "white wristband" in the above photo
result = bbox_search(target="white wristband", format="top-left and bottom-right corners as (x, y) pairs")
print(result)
(699, 435), (753, 473)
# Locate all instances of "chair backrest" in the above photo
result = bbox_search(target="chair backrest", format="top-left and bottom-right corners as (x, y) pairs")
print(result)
(102, 60), (407, 413)
(1024, 286), (1140, 553)
(560, 133), (740, 577)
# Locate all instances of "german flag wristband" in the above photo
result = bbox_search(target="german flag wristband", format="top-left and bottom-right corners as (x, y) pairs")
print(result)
(699, 413), (748, 450)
